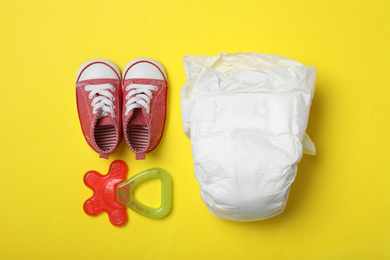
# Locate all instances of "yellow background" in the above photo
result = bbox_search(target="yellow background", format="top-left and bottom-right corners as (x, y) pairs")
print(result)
(1, 0), (389, 259)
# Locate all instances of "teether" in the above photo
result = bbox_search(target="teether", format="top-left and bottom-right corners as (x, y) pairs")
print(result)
(83, 160), (172, 226)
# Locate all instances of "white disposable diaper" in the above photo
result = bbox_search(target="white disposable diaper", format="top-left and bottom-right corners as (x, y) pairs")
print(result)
(181, 52), (316, 222)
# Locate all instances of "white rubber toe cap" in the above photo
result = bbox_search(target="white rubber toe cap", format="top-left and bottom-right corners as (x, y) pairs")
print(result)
(76, 59), (121, 83)
(123, 58), (167, 81)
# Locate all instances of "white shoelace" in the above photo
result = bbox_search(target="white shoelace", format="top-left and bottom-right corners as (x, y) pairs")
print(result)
(125, 84), (157, 115)
(84, 83), (116, 118)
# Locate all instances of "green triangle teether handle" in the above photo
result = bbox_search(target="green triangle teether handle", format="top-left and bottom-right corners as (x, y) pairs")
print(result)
(117, 168), (172, 219)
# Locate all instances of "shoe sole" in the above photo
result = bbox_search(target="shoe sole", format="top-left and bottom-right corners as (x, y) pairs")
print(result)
(75, 58), (121, 84)
(122, 58), (167, 81)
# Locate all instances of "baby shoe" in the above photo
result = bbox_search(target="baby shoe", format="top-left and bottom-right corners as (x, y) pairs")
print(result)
(122, 58), (168, 160)
(75, 59), (122, 159)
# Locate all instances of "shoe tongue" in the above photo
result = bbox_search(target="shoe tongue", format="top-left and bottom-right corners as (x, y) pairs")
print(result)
(96, 115), (114, 126)
(129, 108), (147, 126)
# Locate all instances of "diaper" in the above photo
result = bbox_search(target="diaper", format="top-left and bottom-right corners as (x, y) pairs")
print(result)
(181, 52), (316, 222)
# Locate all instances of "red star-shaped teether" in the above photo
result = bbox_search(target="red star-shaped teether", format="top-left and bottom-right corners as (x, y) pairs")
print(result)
(83, 160), (128, 226)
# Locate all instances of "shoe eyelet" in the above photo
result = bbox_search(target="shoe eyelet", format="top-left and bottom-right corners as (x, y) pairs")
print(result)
(111, 97), (115, 101)
(154, 86), (158, 91)
(112, 87), (116, 92)
(126, 95), (130, 100)
(89, 95), (92, 99)
(112, 105), (115, 109)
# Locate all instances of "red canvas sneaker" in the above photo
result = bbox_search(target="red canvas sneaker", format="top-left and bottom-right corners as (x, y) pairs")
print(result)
(75, 59), (122, 159)
(122, 58), (168, 160)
